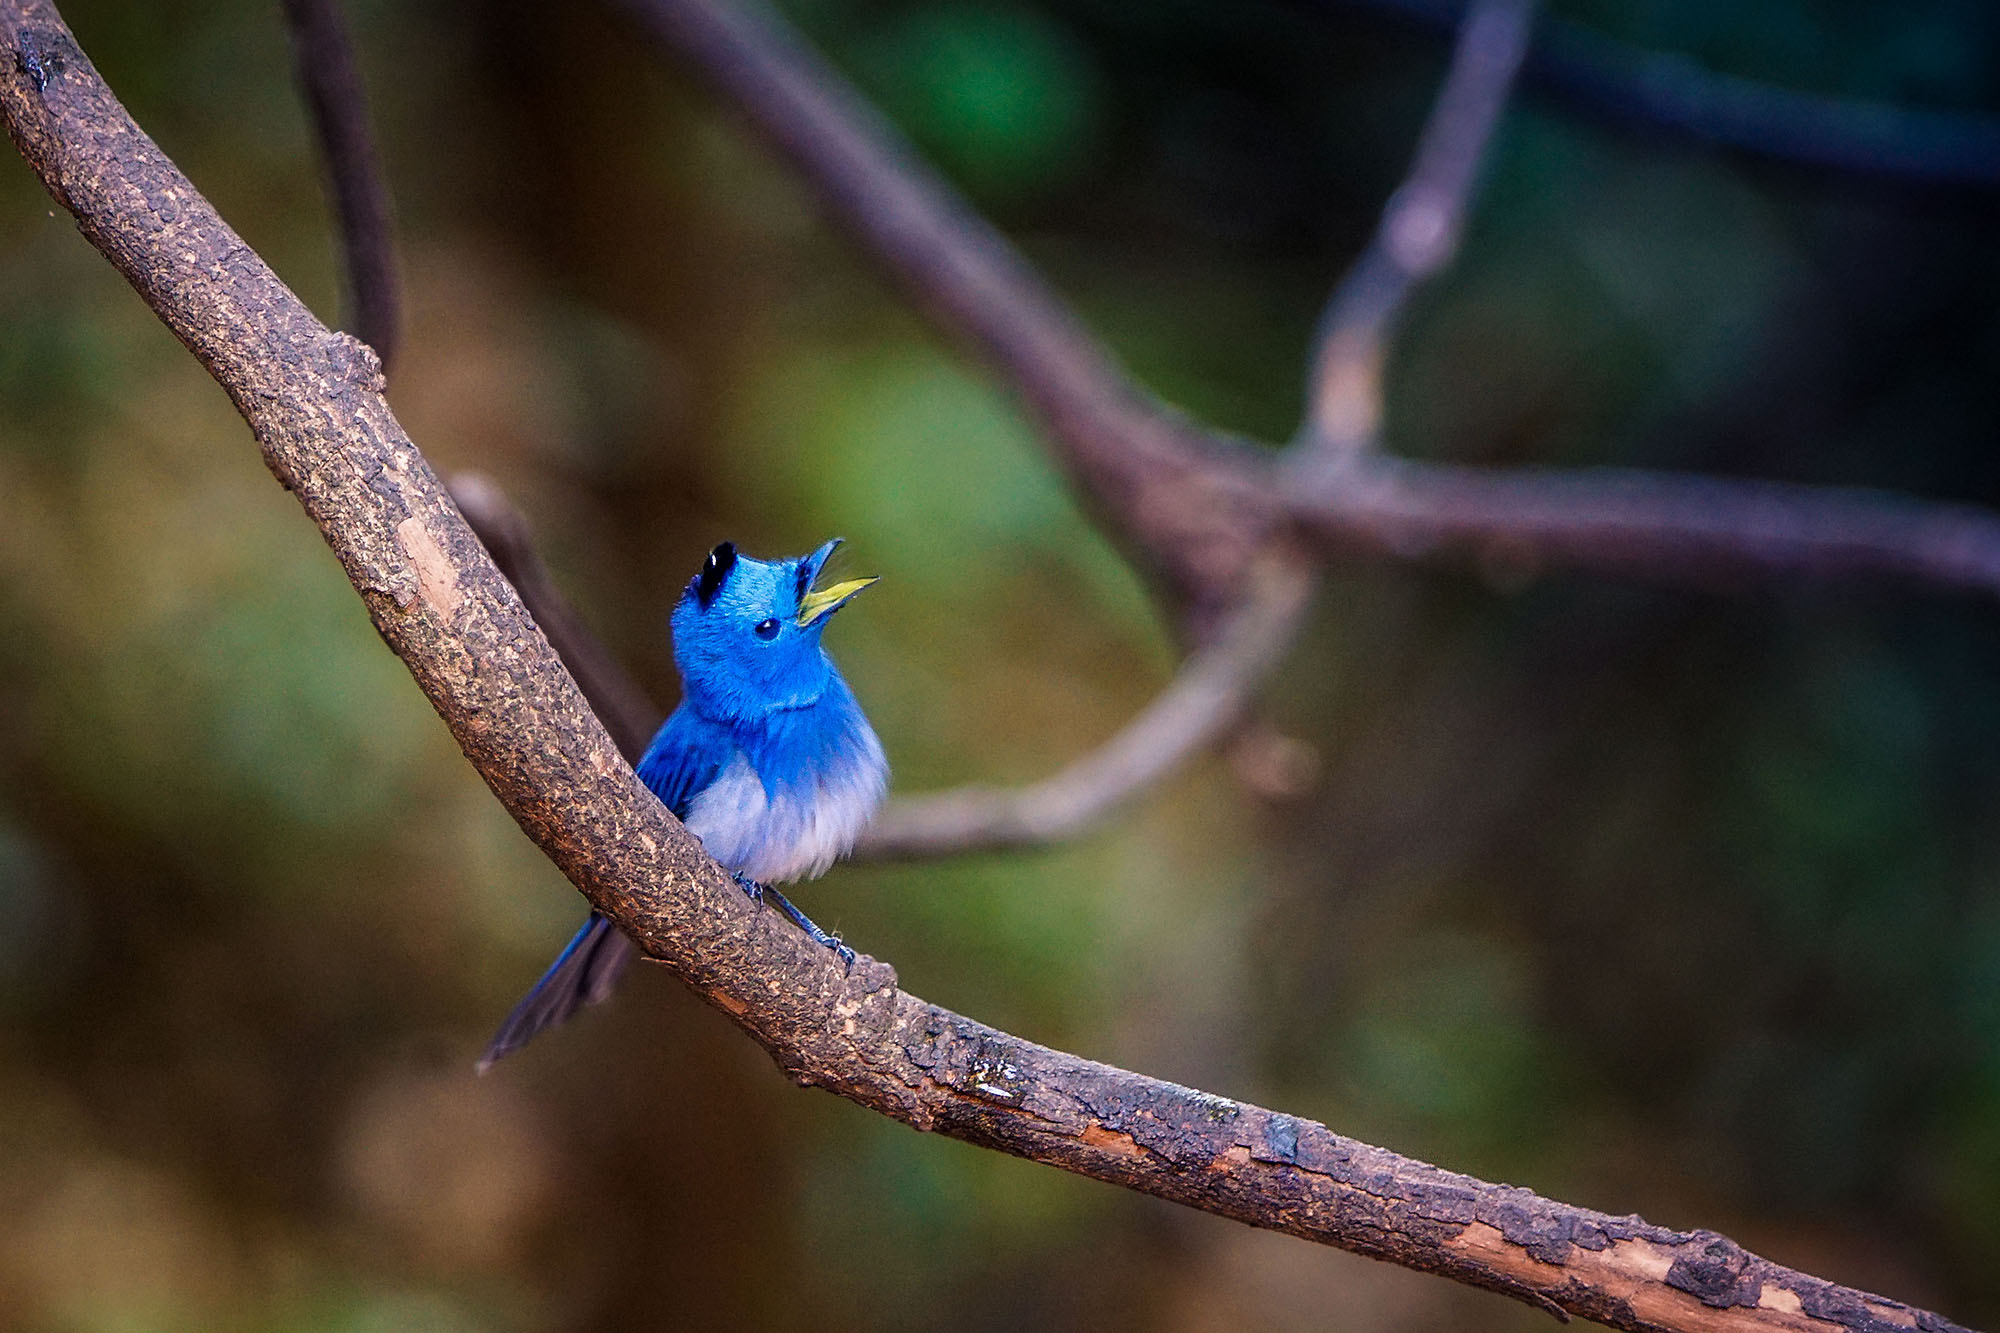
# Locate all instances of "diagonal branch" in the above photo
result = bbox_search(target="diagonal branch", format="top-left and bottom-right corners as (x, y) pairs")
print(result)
(607, 0), (1273, 623)
(0, 7), (1973, 1329)
(281, 0), (401, 372)
(1293, 0), (1534, 470)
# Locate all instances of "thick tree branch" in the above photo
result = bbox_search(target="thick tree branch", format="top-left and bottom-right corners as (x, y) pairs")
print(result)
(1327, 0), (2000, 187)
(280, 0), (401, 371)
(0, 6), (1972, 1329)
(1294, 0), (1533, 470)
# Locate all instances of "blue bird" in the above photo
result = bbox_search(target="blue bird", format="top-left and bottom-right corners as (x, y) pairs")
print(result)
(478, 538), (887, 1070)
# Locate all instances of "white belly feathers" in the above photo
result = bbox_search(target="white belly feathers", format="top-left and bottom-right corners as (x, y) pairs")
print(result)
(680, 734), (888, 885)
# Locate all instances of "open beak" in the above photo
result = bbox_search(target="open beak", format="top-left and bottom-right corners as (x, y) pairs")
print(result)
(796, 538), (878, 626)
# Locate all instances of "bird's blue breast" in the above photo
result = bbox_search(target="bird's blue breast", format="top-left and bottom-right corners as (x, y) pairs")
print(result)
(637, 672), (886, 885)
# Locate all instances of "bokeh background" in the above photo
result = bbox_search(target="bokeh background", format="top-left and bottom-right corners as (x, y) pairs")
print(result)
(3, 0), (1999, 1328)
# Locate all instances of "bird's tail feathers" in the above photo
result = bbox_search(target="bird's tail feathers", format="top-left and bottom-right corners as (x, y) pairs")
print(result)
(476, 912), (635, 1072)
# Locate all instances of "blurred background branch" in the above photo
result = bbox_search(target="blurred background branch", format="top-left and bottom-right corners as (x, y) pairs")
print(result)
(279, 0), (400, 371)
(445, 0), (1531, 861)
(437, 0), (2000, 875)
(854, 547), (1315, 858)
(611, 0), (1272, 624)
(1292, 0), (1535, 470)
(449, 472), (661, 762)
(1326, 0), (2000, 185)
(622, 0), (2000, 614)
(1292, 459), (2000, 596)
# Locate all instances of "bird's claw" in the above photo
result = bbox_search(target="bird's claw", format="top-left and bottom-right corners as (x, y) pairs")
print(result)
(731, 871), (766, 904)
(760, 885), (856, 970)
(808, 927), (856, 972)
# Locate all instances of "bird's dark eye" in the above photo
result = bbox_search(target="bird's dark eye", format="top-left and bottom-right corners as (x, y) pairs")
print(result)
(754, 618), (780, 640)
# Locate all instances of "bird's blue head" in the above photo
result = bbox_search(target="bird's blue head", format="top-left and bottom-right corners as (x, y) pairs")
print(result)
(670, 539), (876, 722)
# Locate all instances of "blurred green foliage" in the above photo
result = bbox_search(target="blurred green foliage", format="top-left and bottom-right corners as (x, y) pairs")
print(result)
(845, 2), (1106, 202)
(1, 0), (1998, 1328)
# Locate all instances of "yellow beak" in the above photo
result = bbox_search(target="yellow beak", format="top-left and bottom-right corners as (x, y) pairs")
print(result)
(796, 575), (878, 627)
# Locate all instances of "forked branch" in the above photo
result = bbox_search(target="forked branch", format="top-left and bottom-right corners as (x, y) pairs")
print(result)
(621, 0), (2000, 606)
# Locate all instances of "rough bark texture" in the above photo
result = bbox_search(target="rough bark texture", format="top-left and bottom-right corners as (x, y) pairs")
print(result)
(0, 5), (1977, 1332)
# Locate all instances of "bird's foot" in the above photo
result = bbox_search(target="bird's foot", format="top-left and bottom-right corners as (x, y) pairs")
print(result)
(764, 885), (856, 971)
(731, 871), (766, 904)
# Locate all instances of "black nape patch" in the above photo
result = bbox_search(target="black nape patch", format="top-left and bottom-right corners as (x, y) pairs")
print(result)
(695, 541), (736, 608)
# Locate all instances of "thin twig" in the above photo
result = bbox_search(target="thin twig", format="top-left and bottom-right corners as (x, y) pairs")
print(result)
(1323, 0), (2000, 187)
(281, 0), (401, 371)
(854, 550), (1315, 860)
(1293, 0), (1534, 470)
(449, 472), (661, 762)
(0, 13), (1973, 1327)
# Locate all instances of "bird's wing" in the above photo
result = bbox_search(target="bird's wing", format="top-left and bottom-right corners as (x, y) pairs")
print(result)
(635, 703), (730, 819)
